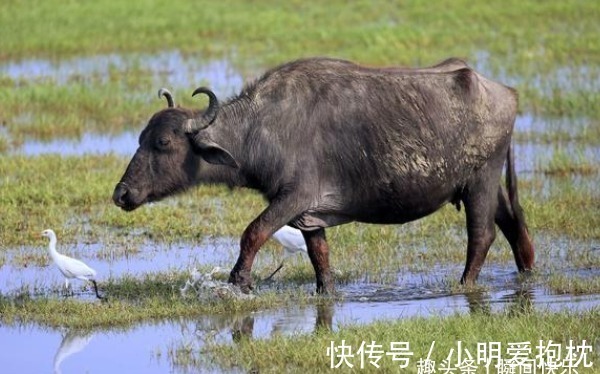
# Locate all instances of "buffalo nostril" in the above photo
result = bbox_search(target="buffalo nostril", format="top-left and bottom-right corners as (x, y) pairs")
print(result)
(112, 184), (129, 206)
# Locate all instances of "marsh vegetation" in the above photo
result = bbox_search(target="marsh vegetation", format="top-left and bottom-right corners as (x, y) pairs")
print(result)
(0, 0), (598, 372)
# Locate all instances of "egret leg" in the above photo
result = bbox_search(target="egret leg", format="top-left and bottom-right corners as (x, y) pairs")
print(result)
(90, 280), (106, 300)
(63, 279), (72, 297)
(263, 262), (285, 282)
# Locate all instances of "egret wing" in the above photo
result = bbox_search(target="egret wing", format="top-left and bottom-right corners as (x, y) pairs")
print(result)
(56, 254), (97, 278)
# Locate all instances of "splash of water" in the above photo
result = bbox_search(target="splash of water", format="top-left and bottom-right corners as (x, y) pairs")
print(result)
(179, 267), (254, 301)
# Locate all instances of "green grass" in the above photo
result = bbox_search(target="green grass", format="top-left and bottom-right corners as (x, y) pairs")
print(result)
(523, 183), (600, 240)
(547, 275), (600, 295)
(1, 154), (598, 252)
(2, 1), (598, 68)
(1, 153), (597, 323)
(0, 2), (598, 371)
(205, 308), (600, 373)
(0, 271), (317, 328)
(1, 80), (152, 141)
(0, 0), (599, 144)
(537, 148), (599, 176)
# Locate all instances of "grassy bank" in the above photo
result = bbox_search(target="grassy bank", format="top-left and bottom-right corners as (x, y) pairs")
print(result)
(0, 272), (315, 328)
(207, 308), (600, 373)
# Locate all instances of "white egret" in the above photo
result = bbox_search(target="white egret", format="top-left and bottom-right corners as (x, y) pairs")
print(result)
(264, 225), (308, 281)
(41, 229), (105, 300)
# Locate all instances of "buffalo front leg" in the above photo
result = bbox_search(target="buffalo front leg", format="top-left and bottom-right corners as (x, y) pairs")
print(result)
(229, 201), (304, 293)
(228, 221), (271, 293)
(301, 228), (334, 294)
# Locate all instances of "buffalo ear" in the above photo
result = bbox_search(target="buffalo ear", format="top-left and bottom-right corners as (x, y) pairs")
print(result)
(190, 136), (239, 168)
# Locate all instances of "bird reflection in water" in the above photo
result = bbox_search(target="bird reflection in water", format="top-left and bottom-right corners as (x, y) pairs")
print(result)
(53, 329), (94, 374)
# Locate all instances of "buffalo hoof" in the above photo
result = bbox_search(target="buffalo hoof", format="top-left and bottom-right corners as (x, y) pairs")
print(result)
(229, 269), (254, 294)
(517, 268), (535, 280)
(316, 275), (335, 295)
(316, 285), (335, 295)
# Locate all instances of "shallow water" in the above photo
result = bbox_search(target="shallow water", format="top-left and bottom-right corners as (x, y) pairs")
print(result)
(3, 51), (599, 373)
(4, 51), (597, 168)
(0, 50), (243, 95)
(2, 235), (599, 373)
(16, 131), (139, 156)
(0, 237), (237, 295)
(13, 119), (600, 178)
(473, 50), (600, 95)
(0, 321), (235, 374)
(514, 113), (595, 139)
(1, 270), (599, 374)
(4, 50), (597, 98)
(515, 142), (600, 174)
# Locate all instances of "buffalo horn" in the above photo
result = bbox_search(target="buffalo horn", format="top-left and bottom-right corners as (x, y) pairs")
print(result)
(184, 87), (219, 133)
(158, 88), (175, 108)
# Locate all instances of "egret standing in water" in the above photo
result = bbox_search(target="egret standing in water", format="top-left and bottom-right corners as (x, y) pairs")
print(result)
(264, 225), (308, 281)
(41, 229), (105, 300)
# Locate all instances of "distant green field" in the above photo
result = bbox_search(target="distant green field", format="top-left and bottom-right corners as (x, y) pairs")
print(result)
(1, 0), (599, 137)
(0, 2), (598, 372)
(2, 0), (599, 67)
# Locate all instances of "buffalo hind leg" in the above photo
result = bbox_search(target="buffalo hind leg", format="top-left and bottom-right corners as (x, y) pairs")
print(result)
(301, 228), (334, 295)
(461, 180), (499, 285)
(495, 186), (534, 272)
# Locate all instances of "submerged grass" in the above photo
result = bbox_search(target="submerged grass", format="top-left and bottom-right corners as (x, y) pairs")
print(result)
(537, 148), (600, 176)
(0, 271), (315, 329)
(1, 230), (597, 330)
(0, 3), (599, 368)
(1, 79), (153, 142)
(547, 275), (600, 295)
(206, 308), (600, 373)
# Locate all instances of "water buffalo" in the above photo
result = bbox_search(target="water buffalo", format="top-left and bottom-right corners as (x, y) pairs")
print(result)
(112, 57), (534, 294)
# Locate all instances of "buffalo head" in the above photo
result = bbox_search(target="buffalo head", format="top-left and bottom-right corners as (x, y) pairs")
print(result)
(112, 88), (237, 211)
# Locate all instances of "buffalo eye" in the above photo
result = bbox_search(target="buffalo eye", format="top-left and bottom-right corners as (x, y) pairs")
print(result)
(157, 137), (171, 148)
